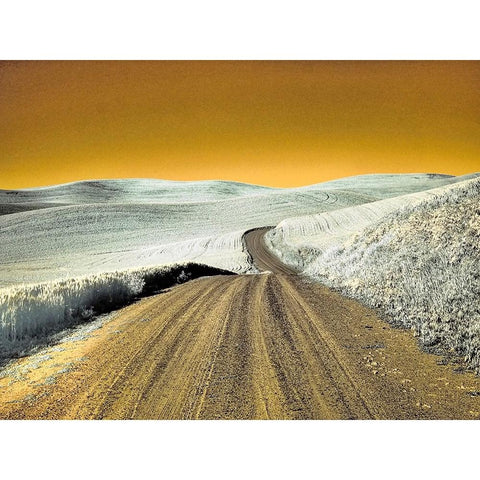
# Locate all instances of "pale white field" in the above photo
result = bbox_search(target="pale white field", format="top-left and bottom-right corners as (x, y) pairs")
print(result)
(266, 173), (479, 264)
(1, 173), (477, 351)
(0, 174), (466, 285)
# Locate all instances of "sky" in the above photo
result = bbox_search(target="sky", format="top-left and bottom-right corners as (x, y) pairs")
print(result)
(1, 60), (479, 189)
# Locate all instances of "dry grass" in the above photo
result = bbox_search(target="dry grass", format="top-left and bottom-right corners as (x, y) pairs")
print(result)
(268, 177), (480, 371)
(0, 262), (233, 357)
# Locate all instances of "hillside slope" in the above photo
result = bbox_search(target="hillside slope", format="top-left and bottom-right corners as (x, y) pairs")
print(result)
(267, 176), (480, 371)
(0, 174), (469, 206)
(1, 174), (472, 286)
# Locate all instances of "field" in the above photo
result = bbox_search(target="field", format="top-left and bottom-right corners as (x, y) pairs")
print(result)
(1, 173), (479, 419)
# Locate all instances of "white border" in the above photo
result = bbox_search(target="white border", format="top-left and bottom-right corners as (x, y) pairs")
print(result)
(1, 1), (479, 59)
(1, 2), (478, 479)
(0, 420), (478, 479)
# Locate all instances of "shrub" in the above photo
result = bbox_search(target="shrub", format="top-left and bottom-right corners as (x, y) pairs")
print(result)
(0, 263), (233, 357)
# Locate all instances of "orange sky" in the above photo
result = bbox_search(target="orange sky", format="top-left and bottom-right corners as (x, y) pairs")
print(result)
(1, 61), (479, 188)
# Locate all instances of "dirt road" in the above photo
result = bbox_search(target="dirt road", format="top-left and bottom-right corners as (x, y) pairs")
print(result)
(1, 229), (480, 419)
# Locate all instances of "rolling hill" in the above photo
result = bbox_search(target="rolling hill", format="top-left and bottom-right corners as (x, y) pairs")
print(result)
(1, 173), (477, 354)
(0, 174), (470, 286)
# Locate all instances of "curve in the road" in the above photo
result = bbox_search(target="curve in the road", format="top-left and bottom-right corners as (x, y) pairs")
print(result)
(244, 227), (298, 275)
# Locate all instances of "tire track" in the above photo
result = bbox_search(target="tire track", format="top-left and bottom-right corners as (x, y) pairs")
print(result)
(73, 278), (229, 419)
(93, 280), (231, 419)
(274, 274), (376, 418)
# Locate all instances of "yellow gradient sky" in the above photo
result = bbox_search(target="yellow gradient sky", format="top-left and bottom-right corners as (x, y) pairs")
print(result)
(1, 61), (479, 188)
